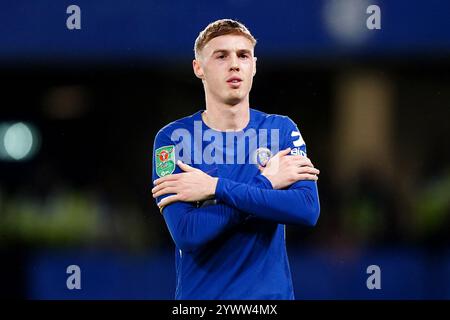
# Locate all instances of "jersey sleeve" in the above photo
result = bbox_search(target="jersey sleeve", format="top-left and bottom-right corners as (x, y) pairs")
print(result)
(152, 129), (273, 253)
(214, 117), (321, 226)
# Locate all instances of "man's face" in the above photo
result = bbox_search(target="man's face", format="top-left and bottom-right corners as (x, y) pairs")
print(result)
(193, 34), (256, 106)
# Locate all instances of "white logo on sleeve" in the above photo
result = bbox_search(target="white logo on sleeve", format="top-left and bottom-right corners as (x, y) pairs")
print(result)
(290, 147), (306, 157)
(291, 131), (305, 147)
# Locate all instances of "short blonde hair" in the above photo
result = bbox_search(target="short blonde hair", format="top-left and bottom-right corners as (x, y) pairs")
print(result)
(194, 19), (257, 59)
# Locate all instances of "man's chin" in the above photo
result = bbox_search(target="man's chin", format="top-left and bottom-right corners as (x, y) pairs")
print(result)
(224, 93), (246, 106)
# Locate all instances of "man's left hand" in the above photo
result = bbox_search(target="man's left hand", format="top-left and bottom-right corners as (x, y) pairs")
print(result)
(152, 160), (218, 209)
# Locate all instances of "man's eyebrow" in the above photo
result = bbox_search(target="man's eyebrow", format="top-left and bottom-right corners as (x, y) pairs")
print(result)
(236, 49), (252, 55)
(211, 49), (252, 55)
(211, 49), (229, 55)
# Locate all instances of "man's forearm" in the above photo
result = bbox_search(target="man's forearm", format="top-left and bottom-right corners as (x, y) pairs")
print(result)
(215, 178), (320, 226)
(161, 174), (273, 252)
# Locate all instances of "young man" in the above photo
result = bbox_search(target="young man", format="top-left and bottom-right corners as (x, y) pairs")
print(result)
(151, 19), (320, 299)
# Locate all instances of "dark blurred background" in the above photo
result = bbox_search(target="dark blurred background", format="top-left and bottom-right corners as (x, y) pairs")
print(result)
(1, 0), (450, 299)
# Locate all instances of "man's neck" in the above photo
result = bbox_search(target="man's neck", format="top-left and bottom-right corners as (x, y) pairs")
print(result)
(202, 99), (250, 131)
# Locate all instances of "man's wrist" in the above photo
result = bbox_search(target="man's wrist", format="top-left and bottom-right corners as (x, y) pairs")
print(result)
(261, 172), (276, 189)
(257, 174), (274, 189)
(209, 177), (219, 198)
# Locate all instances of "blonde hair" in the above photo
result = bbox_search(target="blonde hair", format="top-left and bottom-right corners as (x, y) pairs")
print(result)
(194, 19), (257, 59)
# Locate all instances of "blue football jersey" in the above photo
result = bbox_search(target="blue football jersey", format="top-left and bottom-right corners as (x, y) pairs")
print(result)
(152, 108), (320, 299)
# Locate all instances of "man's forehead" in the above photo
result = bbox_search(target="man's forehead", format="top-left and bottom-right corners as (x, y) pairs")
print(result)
(203, 34), (254, 54)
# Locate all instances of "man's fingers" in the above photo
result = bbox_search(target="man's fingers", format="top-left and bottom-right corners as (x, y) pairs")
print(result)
(303, 158), (314, 168)
(271, 148), (291, 160)
(158, 194), (181, 208)
(265, 148), (290, 167)
(297, 166), (320, 175)
(152, 181), (177, 194)
(153, 174), (179, 185)
(177, 160), (196, 172)
(297, 173), (319, 181)
(153, 186), (178, 198)
(290, 156), (314, 168)
(278, 147), (291, 157)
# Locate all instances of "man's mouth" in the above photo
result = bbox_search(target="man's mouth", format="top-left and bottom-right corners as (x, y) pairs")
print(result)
(227, 77), (243, 87)
(227, 76), (242, 83)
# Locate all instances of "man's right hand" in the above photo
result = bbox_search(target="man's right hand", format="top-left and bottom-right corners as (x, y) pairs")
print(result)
(260, 148), (320, 190)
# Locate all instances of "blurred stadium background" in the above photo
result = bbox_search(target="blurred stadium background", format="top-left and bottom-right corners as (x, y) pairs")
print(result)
(1, 0), (450, 299)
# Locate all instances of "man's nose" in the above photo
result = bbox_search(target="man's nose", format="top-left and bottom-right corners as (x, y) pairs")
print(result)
(229, 55), (240, 71)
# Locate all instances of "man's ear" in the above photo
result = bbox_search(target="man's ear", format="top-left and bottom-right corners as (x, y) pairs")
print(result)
(253, 56), (257, 76)
(193, 59), (204, 79)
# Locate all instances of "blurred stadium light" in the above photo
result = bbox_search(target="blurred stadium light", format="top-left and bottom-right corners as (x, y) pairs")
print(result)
(0, 122), (40, 161)
(323, 0), (373, 46)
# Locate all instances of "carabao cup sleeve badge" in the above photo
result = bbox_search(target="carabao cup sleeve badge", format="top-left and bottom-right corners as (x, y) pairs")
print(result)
(155, 145), (176, 177)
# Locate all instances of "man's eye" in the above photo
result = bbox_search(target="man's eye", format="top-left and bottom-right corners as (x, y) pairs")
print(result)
(217, 55), (225, 59)
(240, 54), (249, 59)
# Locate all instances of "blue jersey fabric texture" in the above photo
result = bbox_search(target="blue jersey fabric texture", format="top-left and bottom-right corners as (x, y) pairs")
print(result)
(152, 108), (320, 300)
